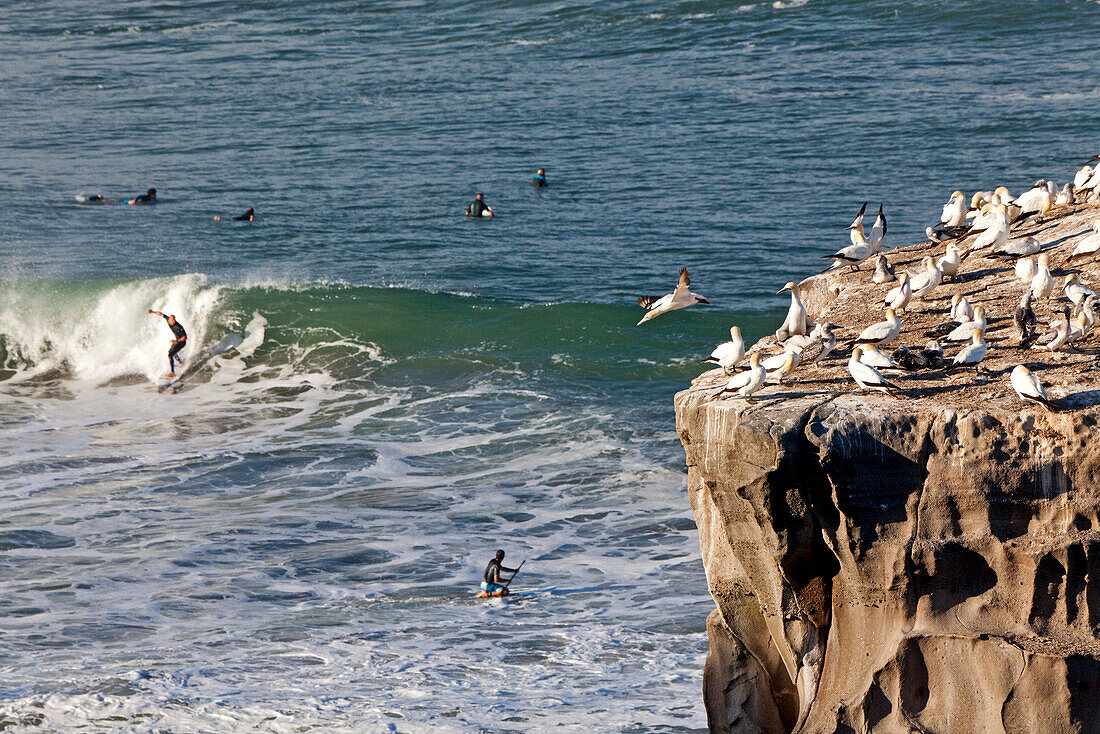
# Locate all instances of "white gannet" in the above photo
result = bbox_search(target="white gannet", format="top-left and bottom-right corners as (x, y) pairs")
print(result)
(761, 347), (802, 373)
(1063, 273), (1098, 308)
(908, 256), (943, 299)
(718, 352), (766, 399)
(767, 350), (801, 384)
(776, 281), (810, 339)
(941, 190), (968, 228)
(859, 345), (899, 371)
(702, 326), (745, 375)
(1012, 185), (1053, 221)
(884, 272), (912, 313)
(1031, 253), (1054, 300)
(868, 204), (887, 252)
(848, 347), (899, 396)
(1015, 256), (1038, 282)
(993, 187), (1022, 221)
(1083, 164), (1100, 191)
(1010, 365), (1055, 411)
(963, 204), (1010, 257)
(992, 236), (1041, 260)
(948, 329), (987, 374)
(846, 201), (868, 245)
(1079, 295), (1099, 333)
(969, 191), (993, 213)
(636, 268), (710, 324)
(937, 243), (960, 279)
(950, 294), (975, 323)
(946, 306), (986, 342)
(1074, 165), (1094, 190)
(967, 202), (997, 231)
(872, 254), (896, 284)
(1014, 292), (1037, 346)
(1055, 183), (1074, 207)
(851, 308), (902, 347)
(823, 230), (874, 270)
(1066, 311), (1090, 344)
(1067, 220), (1100, 263)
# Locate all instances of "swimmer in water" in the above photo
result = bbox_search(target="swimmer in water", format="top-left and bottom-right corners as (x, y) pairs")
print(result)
(81, 194), (115, 204)
(215, 207), (255, 221)
(532, 168), (547, 187)
(127, 188), (157, 205)
(465, 193), (493, 218)
(148, 310), (186, 377)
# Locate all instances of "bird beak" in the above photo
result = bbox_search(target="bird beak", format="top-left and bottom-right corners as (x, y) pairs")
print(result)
(777, 286), (790, 294)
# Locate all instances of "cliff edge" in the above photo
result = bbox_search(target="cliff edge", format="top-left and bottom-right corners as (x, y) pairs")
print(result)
(678, 198), (1100, 733)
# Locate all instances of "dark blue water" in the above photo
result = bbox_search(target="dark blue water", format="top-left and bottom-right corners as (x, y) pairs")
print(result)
(1, 1), (1097, 731)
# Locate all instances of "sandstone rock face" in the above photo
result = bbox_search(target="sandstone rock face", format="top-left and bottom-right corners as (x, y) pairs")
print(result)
(677, 385), (1100, 733)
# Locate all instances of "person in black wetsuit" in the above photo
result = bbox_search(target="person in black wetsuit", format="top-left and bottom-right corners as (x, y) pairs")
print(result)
(532, 168), (547, 188)
(480, 549), (519, 597)
(127, 188), (157, 205)
(215, 207), (255, 221)
(148, 310), (187, 377)
(465, 193), (493, 218)
(82, 194), (115, 204)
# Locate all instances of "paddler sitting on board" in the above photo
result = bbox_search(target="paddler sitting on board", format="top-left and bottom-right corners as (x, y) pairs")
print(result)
(148, 310), (187, 378)
(465, 192), (494, 218)
(478, 549), (519, 598)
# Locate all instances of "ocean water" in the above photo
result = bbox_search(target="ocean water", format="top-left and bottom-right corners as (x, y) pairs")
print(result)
(1, 1), (1098, 731)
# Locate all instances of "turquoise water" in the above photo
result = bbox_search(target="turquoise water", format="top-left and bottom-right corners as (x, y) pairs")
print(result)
(1, 1), (1098, 731)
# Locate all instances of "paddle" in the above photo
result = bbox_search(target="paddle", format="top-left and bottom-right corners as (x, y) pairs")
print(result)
(501, 559), (526, 588)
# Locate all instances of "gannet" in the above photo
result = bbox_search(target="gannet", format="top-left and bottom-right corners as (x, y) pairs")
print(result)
(717, 352), (766, 399)
(908, 256), (942, 299)
(945, 306), (986, 342)
(1078, 295), (1099, 333)
(851, 308), (901, 347)
(636, 268), (710, 324)
(963, 204), (1009, 257)
(810, 322), (837, 363)
(872, 254), (896, 284)
(920, 340), (945, 369)
(994, 187), (1022, 221)
(859, 345), (899, 371)
(1033, 312), (1070, 355)
(968, 203), (998, 231)
(1063, 274), (1098, 308)
(1015, 257), (1038, 281)
(948, 329), (987, 375)
(1012, 186), (1053, 222)
(1067, 220), (1100, 263)
(846, 202), (868, 245)
(927, 226), (954, 244)
(702, 326), (745, 374)
(1010, 365), (1056, 411)
(1066, 311), (1090, 345)
(767, 350), (800, 384)
(937, 243), (960, 279)
(1031, 253), (1054, 299)
(992, 236), (1040, 260)
(868, 204), (887, 252)
(1014, 292), (1037, 346)
(1074, 165), (1094, 190)
(969, 191), (992, 212)
(1083, 165), (1100, 191)
(761, 347), (802, 373)
(848, 347), (899, 396)
(950, 294), (975, 323)
(1055, 184), (1074, 207)
(823, 230), (874, 270)
(941, 191), (968, 228)
(884, 272), (912, 312)
(776, 281), (810, 339)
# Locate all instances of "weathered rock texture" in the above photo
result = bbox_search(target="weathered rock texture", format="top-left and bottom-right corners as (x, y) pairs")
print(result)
(680, 199), (1100, 733)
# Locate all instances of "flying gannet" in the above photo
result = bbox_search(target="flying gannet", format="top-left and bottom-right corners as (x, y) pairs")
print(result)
(1010, 365), (1056, 412)
(848, 347), (899, 396)
(636, 268), (710, 324)
(702, 326), (745, 375)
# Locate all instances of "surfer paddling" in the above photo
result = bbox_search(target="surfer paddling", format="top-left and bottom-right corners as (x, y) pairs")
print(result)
(465, 193), (494, 218)
(478, 549), (521, 598)
(148, 310), (187, 377)
(215, 207), (255, 221)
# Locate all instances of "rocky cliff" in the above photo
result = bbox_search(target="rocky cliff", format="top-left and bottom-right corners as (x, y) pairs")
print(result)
(679, 199), (1100, 733)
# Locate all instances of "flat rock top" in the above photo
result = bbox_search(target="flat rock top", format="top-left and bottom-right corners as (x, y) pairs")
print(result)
(688, 199), (1100, 414)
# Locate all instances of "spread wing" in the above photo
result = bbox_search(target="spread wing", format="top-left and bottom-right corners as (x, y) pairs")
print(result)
(637, 295), (659, 310)
(672, 268), (691, 300)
